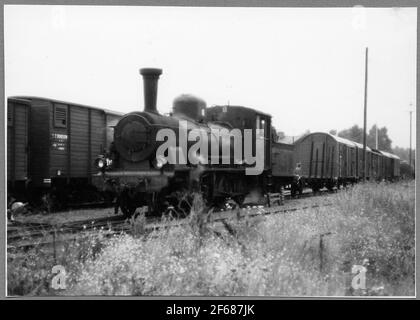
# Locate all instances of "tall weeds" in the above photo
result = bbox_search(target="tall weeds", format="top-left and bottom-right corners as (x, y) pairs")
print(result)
(8, 181), (415, 296)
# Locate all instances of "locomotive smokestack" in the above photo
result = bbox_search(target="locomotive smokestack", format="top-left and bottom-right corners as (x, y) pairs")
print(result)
(139, 68), (162, 113)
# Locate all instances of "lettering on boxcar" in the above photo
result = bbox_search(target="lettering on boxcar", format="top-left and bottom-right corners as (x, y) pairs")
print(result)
(51, 133), (68, 151)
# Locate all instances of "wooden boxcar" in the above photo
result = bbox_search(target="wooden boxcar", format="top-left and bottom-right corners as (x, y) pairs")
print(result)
(379, 151), (400, 181)
(335, 135), (358, 180)
(370, 149), (383, 181)
(271, 141), (295, 187)
(7, 98), (31, 192)
(7, 96), (123, 203)
(293, 132), (369, 190)
(353, 141), (372, 180)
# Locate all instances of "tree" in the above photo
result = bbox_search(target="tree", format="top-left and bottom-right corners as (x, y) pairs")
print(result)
(338, 125), (363, 143)
(329, 129), (337, 136)
(392, 146), (415, 163)
(367, 125), (392, 151)
(337, 124), (393, 151)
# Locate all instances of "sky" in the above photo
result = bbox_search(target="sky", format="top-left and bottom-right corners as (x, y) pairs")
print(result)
(4, 5), (417, 148)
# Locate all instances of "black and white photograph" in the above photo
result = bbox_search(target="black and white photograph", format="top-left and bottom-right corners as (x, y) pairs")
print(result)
(3, 3), (416, 298)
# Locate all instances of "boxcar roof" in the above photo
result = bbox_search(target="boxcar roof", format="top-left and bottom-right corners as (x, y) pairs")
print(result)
(8, 97), (32, 105)
(379, 150), (400, 160)
(332, 134), (359, 148)
(296, 132), (403, 158)
(8, 96), (124, 116)
(370, 148), (383, 155)
(295, 132), (369, 149)
(352, 141), (373, 152)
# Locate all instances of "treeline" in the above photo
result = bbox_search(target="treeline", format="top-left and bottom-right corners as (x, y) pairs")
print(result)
(328, 125), (413, 163)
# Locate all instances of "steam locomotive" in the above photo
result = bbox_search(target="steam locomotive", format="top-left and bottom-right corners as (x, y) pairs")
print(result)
(92, 68), (401, 217)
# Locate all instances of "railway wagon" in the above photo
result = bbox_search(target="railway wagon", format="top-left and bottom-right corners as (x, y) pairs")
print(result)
(370, 149), (383, 180)
(7, 98), (31, 192)
(293, 132), (366, 191)
(271, 141), (296, 190)
(379, 151), (400, 181)
(400, 161), (414, 179)
(7, 96), (123, 204)
(353, 141), (372, 179)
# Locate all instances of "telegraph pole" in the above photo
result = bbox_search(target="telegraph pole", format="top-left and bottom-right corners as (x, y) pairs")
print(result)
(409, 110), (413, 168)
(362, 47), (368, 181)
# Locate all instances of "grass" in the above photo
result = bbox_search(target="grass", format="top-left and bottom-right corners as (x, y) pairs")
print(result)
(7, 180), (415, 296)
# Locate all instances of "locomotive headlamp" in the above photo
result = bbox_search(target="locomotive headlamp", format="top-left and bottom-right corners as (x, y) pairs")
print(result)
(97, 159), (105, 168)
(152, 155), (168, 169)
(94, 156), (109, 171)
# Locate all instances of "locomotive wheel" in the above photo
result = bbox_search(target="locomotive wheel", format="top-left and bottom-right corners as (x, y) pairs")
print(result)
(120, 202), (136, 218)
(225, 198), (240, 210)
(165, 189), (194, 218)
(232, 194), (245, 207)
(176, 191), (194, 217)
(119, 190), (137, 218)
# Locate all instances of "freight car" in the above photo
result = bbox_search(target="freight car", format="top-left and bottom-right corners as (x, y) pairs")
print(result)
(293, 132), (400, 191)
(7, 98), (30, 193)
(400, 161), (415, 179)
(293, 132), (367, 191)
(7, 96), (123, 208)
(379, 150), (400, 181)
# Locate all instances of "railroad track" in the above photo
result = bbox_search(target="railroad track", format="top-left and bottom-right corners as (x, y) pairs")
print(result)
(7, 215), (126, 243)
(7, 190), (335, 250)
(8, 186), (329, 241)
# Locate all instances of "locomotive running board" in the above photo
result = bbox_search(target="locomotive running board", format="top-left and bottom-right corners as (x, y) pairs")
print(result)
(95, 170), (175, 177)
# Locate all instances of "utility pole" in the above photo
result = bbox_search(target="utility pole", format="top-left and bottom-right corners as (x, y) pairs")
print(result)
(363, 47), (368, 181)
(375, 124), (378, 149)
(409, 110), (413, 168)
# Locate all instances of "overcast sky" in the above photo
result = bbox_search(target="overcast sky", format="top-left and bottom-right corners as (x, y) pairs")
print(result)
(4, 5), (417, 148)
